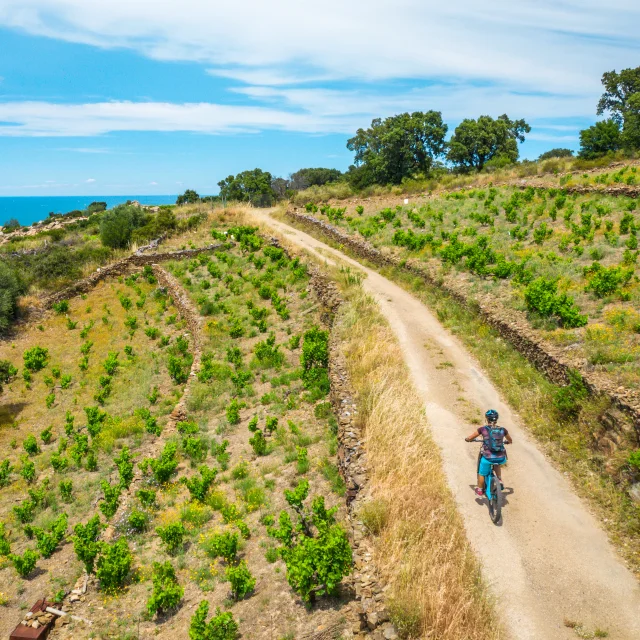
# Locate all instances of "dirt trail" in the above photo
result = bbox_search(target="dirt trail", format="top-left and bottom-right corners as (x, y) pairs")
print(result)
(249, 209), (640, 640)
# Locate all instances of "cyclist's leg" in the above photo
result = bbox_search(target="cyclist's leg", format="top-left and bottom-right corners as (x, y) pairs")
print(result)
(477, 456), (492, 493)
(494, 458), (506, 488)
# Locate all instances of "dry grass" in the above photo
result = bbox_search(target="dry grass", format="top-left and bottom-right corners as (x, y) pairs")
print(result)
(336, 285), (502, 640)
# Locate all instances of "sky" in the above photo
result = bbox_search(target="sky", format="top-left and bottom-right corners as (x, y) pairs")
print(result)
(0, 0), (638, 196)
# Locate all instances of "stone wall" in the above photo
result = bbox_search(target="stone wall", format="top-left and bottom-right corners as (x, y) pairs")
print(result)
(41, 243), (228, 308)
(287, 210), (640, 446)
(307, 265), (398, 640)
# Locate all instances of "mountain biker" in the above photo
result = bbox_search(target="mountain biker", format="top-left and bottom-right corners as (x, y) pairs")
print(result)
(465, 409), (512, 497)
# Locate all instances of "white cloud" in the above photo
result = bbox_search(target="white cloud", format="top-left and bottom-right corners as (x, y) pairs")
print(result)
(150, 181), (158, 185)
(85, 177), (96, 182)
(0, 0), (637, 96)
(58, 146), (111, 153)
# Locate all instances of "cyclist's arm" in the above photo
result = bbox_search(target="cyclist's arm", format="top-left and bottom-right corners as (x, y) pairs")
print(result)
(505, 431), (513, 444)
(465, 429), (480, 442)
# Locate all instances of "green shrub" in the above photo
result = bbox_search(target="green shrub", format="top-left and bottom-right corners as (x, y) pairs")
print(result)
(60, 374), (72, 389)
(128, 509), (147, 532)
(0, 459), (13, 487)
(629, 450), (640, 471)
(0, 522), (11, 556)
(45, 392), (56, 409)
(156, 522), (186, 555)
(52, 300), (69, 314)
(583, 262), (633, 298)
(524, 278), (587, 328)
(168, 354), (190, 384)
(225, 560), (255, 600)
(296, 447), (309, 474)
(19, 456), (36, 483)
(183, 436), (208, 464)
(23, 434), (40, 456)
(103, 352), (120, 376)
(314, 402), (332, 419)
(96, 539), (133, 593)
(301, 327), (330, 396)
(136, 489), (157, 508)
(212, 440), (230, 470)
(100, 481), (122, 519)
(147, 561), (184, 616)
(51, 452), (69, 472)
(189, 601), (239, 640)
(100, 204), (145, 249)
(0, 360), (18, 393)
(0, 262), (25, 334)
(9, 548), (38, 578)
(183, 466), (218, 502)
(249, 430), (267, 456)
(226, 399), (242, 425)
(13, 499), (36, 524)
(80, 340), (93, 355)
(72, 515), (103, 573)
(177, 420), (199, 435)
(59, 479), (73, 502)
(553, 369), (588, 418)
(201, 531), (238, 563)
(23, 346), (49, 372)
(253, 333), (284, 368)
(115, 447), (134, 489)
(31, 513), (67, 558)
(143, 441), (179, 485)
(268, 481), (352, 602)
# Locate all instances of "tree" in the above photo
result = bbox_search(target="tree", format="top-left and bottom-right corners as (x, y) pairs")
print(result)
(597, 66), (640, 151)
(99, 204), (146, 248)
(176, 190), (200, 206)
(2, 218), (21, 233)
(86, 202), (107, 214)
(289, 168), (343, 191)
(217, 169), (275, 207)
(578, 119), (621, 159)
(538, 148), (574, 161)
(346, 111), (448, 186)
(0, 262), (25, 334)
(270, 177), (290, 200)
(447, 114), (530, 171)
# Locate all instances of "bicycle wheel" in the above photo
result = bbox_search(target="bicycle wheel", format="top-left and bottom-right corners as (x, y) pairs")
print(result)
(488, 474), (502, 524)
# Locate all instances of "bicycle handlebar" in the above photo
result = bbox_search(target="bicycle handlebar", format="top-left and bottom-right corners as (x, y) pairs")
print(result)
(466, 438), (510, 444)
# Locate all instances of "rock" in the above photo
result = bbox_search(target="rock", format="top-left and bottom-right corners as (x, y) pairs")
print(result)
(382, 623), (398, 639)
(629, 483), (640, 505)
(366, 611), (379, 629)
(32, 621), (41, 629)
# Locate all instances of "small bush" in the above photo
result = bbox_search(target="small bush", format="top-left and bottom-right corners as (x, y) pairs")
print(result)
(19, 456), (36, 483)
(249, 430), (267, 456)
(9, 548), (38, 578)
(143, 441), (179, 485)
(225, 560), (255, 600)
(189, 601), (239, 640)
(201, 531), (238, 563)
(156, 521), (186, 555)
(184, 466), (218, 502)
(72, 515), (103, 573)
(59, 479), (73, 502)
(226, 399), (242, 425)
(524, 278), (587, 328)
(136, 489), (157, 508)
(103, 352), (120, 376)
(115, 447), (135, 489)
(0, 459), (13, 487)
(100, 481), (122, 519)
(301, 327), (330, 396)
(23, 346), (49, 372)
(96, 538), (133, 593)
(23, 434), (40, 456)
(52, 300), (69, 314)
(147, 561), (184, 616)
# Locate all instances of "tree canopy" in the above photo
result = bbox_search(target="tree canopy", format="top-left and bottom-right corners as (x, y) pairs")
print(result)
(176, 190), (200, 206)
(289, 168), (343, 191)
(597, 66), (640, 151)
(99, 204), (146, 248)
(2, 218), (21, 233)
(346, 111), (448, 186)
(217, 169), (275, 207)
(578, 119), (622, 159)
(447, 114), (530, 172)
(538, 148), (574, 161)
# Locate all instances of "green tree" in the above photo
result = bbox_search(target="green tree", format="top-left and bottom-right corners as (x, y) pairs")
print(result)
(578, 119), (621, 159)
(346, 111), (447, 186)
(217, 169), (275, 207)
(0, 360), (18, 393)
(447, 114), (530, 171)
(0, 262), (25, 334)
(289, 168), (343, 190)
(538, 148), (574, 161)
(176, 190), (201, 205)
(86, 202), (107, 214)
(99, 204), (145, 248)
(2, 218), (21, 232)
(597, 66), (640, 151)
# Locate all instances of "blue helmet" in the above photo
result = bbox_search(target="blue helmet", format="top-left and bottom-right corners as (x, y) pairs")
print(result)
(485, 409), (499, 423)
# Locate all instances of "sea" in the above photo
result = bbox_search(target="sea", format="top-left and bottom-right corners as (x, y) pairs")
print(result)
(0, 195), (178, 227)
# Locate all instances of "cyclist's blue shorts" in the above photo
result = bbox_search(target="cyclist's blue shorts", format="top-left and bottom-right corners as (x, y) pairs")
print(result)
(478, 456), (506, 477)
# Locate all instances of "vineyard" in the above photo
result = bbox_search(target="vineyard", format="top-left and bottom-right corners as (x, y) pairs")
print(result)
(303, 185), (640, 392)
(0, 224), (355, 638)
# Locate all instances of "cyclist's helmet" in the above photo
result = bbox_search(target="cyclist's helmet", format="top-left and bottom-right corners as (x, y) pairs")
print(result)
(485, 409), (499, 424)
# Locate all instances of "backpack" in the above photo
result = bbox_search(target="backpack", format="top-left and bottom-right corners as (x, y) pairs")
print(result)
(484, 426), (506, 454)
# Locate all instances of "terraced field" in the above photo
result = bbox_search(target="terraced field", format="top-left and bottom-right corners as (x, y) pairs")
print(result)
(0, 226), (352, 639)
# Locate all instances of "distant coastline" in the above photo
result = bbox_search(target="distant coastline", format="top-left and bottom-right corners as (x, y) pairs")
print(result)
(0, 195), (178, 227)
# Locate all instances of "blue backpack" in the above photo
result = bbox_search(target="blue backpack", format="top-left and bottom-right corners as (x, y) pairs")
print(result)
(485, 425), (506, 454)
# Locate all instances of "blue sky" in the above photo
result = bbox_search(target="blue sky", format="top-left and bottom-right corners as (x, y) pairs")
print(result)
(0, 0), (638, 196)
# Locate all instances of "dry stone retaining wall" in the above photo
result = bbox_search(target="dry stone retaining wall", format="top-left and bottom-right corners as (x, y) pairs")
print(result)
(307, 265), (397, 640)
(287, 209), (640, 446)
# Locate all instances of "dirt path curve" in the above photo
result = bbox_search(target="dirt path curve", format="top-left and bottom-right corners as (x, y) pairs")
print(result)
(249, 209), (640, 640)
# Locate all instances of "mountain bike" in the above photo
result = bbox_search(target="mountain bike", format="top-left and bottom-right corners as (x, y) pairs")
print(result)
(469, 439), (509, 525)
